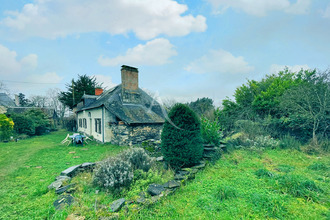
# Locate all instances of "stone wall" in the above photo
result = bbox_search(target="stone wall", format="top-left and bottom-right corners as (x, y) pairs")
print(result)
(109, 123), (163, 146)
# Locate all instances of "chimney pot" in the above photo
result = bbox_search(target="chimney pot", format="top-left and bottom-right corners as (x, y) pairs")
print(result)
(95, 88), (103, 96)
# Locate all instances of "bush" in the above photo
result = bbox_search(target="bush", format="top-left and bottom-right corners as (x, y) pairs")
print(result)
(10, 114), (35, 136)
(161, 103), (203, 169)
(119, 147), (154, 172)
(93, 157), (133, 192)
(279, 135), (301, 150)
(24, 109), (50, 135)
(0, 114), (14, 141)
(252, 136), (280, 149)
(201, 115), (223, 146)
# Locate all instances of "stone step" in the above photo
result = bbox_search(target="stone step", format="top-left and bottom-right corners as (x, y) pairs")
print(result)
(60, 164), (81, 177)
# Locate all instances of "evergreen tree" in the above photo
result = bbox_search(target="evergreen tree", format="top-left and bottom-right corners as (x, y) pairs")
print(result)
(161, 103), (203, 169)
(59, 74), (102, 109)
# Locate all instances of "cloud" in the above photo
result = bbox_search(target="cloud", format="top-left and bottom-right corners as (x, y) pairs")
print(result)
(0, 44), (37, 76)
(93, 75), (117, 89)
(207, 0), (311, 16)
(0, 44), (63, 95)
(323, 4), (330, 18)
(98, 38), (177, 66)
(1, 0), (207, 40)
(185, 49), (254, 75)
(270, 64), (310, 73)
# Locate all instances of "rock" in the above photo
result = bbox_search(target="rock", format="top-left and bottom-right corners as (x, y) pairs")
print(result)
(191, 161), (206, 169)
(48, 180), (63, 190)
(81, 162), (95, 170)
(203, 144), (215, 148)
(163, 180), (180, 189)
(53, 195), (74, 210)
(60, 164), (81, 177)
(150, 195), (161, 203)
(147, 184), (165, 196)
(55, 175), (71, 182)
(156, 156), (164, 162)
(136, 197), (146, 204)
(55, 184), (75, 194)
(110, 198), (126, 212)
(204, 147), (216, 151)
(174, 174), (188, 181)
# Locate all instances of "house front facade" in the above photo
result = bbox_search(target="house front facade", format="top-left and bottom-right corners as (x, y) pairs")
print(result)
(75, 65), (165, 146)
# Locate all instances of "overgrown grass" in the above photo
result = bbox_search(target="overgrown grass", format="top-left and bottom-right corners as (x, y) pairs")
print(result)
(0, 130), (127, 219)
(128, 149), (329, 219)
(1, 131), (329, 219)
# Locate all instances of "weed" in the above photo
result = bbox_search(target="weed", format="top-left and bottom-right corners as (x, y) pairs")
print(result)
(279, 135), (301, 150)
(215, 185), (238, 201)
(250, 192), (287, 219)
(276, 174), (323, 201)
(308, 162), (328, 171)
(255, 168), (275, 178)
(277, 164), (295, 173)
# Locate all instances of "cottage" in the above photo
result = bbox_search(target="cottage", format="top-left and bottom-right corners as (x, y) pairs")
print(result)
(75, 65), (165, 146)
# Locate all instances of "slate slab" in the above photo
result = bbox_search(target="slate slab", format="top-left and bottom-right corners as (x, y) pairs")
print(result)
(110, 198), (126, 212)
(55, 175), (71, 182)
(60, 164), (81, 177)
(81, 162), (95, 170)
(53, 195), (74, 210)
(147, 184), (165, 196)
(55, 184), (75, 194)
(48, 180), (63, 190)
(163, 180), (180, 189)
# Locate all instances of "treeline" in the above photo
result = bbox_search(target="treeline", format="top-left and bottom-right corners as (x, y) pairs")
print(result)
(183, 68), (329, 151)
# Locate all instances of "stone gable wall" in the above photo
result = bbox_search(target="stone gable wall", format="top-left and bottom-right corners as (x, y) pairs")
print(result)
(109, 124), (163, 146)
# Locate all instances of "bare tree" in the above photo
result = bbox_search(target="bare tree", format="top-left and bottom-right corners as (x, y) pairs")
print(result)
(280, 70), (330, 143)
(30, 95), (48, 107)
(46, 88), (66, 120)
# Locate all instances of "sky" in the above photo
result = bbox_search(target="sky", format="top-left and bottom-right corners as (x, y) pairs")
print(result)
(0, 0), (329, 106)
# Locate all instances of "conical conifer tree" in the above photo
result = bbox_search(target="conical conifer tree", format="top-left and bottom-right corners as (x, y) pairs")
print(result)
(161, 103), (203, 169)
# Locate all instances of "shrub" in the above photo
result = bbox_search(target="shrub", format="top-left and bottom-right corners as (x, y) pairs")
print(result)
(279, 135), (301, 150)
(161, 103), (203, 169)
(10, 114), (35, 135)
(24, 109), (50, 135)
(93, 157), (133, 192)
(0, 114), (14, 141)
(119, 147), (154, 172)
(201, 115), (223, 146)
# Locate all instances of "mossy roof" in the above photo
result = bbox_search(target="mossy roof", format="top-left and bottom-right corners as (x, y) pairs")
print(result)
(76, 85), (165, 124)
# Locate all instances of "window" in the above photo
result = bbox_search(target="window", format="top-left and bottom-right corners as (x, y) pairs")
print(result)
(83, 118), (87, 128)
(79, 119), (82, 128)
(95, 118), (101, 134)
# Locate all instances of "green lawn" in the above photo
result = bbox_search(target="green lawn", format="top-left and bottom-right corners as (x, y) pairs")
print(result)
(0, 131), (329, 219)
(0, 130), (127, 219)
(129, 149), (330, 219)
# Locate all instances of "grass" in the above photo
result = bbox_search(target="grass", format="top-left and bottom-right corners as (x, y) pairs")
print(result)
(0, 131), (329, 219)
(0, 130), (127, 219)
(128, 149), (329, 219)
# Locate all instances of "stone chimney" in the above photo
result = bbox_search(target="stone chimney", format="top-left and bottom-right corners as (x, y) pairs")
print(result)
(95, 88), (103, 96)
(121, 65), (140, 103)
